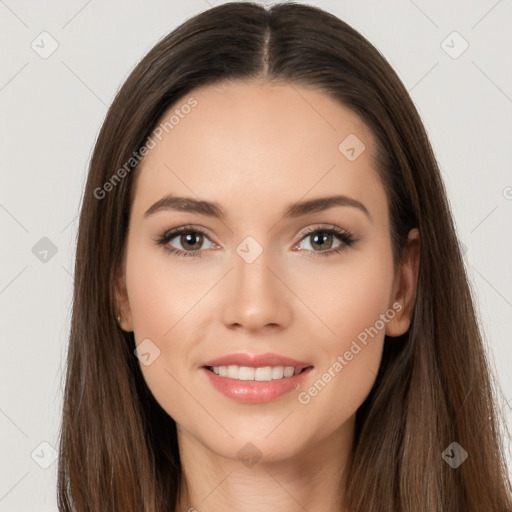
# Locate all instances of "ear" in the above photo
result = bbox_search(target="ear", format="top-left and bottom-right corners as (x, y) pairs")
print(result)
(385, 228), (420, 337)
(114, 263), (134, 332)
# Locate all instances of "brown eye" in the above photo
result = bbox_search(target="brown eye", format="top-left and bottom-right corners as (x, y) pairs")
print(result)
(295, 225), (356, 257)
(308, 231), (336, 251)
(155, 226), (215, 258)
(178, 232), (204, 251)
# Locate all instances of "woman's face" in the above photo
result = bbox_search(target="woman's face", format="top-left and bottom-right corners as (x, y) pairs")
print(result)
(116, 80), (417, 463)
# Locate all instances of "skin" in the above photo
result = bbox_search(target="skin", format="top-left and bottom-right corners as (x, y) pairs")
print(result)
(115, 79), (420, 512)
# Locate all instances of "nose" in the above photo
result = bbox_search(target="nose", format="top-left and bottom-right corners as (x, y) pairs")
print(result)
(221, 245), (293, 333)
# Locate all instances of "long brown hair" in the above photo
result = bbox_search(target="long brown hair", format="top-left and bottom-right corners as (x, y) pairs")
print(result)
(57, 2), (512, 510)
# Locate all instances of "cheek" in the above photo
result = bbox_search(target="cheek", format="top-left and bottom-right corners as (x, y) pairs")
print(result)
(292, 245), (395, 427)
(292, 241), (395, 347)
(125, 240), (211, 339)
(331, 261), (394, 341)
(124, 244), (216, 422)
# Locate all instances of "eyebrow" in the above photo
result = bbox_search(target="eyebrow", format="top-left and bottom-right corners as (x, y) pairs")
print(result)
(144, 193), (372, 222)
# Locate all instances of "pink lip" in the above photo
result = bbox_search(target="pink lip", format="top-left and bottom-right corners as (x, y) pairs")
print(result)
(201, 366), (313, 404)
(202, 352), (312, 369)
(200, 352), (314, 404)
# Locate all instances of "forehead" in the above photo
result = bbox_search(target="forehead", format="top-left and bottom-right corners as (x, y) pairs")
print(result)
(130, 80), (384, 221)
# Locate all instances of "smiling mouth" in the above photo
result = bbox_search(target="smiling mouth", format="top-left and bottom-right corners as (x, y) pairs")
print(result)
(204, 365), (313, 381)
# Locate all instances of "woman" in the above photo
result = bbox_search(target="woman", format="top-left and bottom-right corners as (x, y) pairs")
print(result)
(57, 2), (512, 511)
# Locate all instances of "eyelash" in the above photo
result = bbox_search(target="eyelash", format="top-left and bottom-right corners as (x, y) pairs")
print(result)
(153, 224), (356, 259)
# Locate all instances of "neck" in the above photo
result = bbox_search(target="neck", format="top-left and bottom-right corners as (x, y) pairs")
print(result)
(174, 417), (354, 512)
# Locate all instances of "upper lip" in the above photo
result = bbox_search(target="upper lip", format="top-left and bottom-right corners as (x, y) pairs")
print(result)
(202, 352), (313, 369)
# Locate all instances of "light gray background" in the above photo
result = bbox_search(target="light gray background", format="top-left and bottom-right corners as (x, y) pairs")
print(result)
(1, 0), (511, 510)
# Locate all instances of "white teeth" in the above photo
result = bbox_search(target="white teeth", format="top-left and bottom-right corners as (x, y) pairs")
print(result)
(283, 366), (295, 377)
(272, 366), (284, 379)
(239, 366), (255, 380)
(210, 365), (304, 381)
(227, 365), (239, 379)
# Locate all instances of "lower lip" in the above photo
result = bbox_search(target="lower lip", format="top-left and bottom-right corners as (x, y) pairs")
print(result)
(201, 367), (313, 404)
